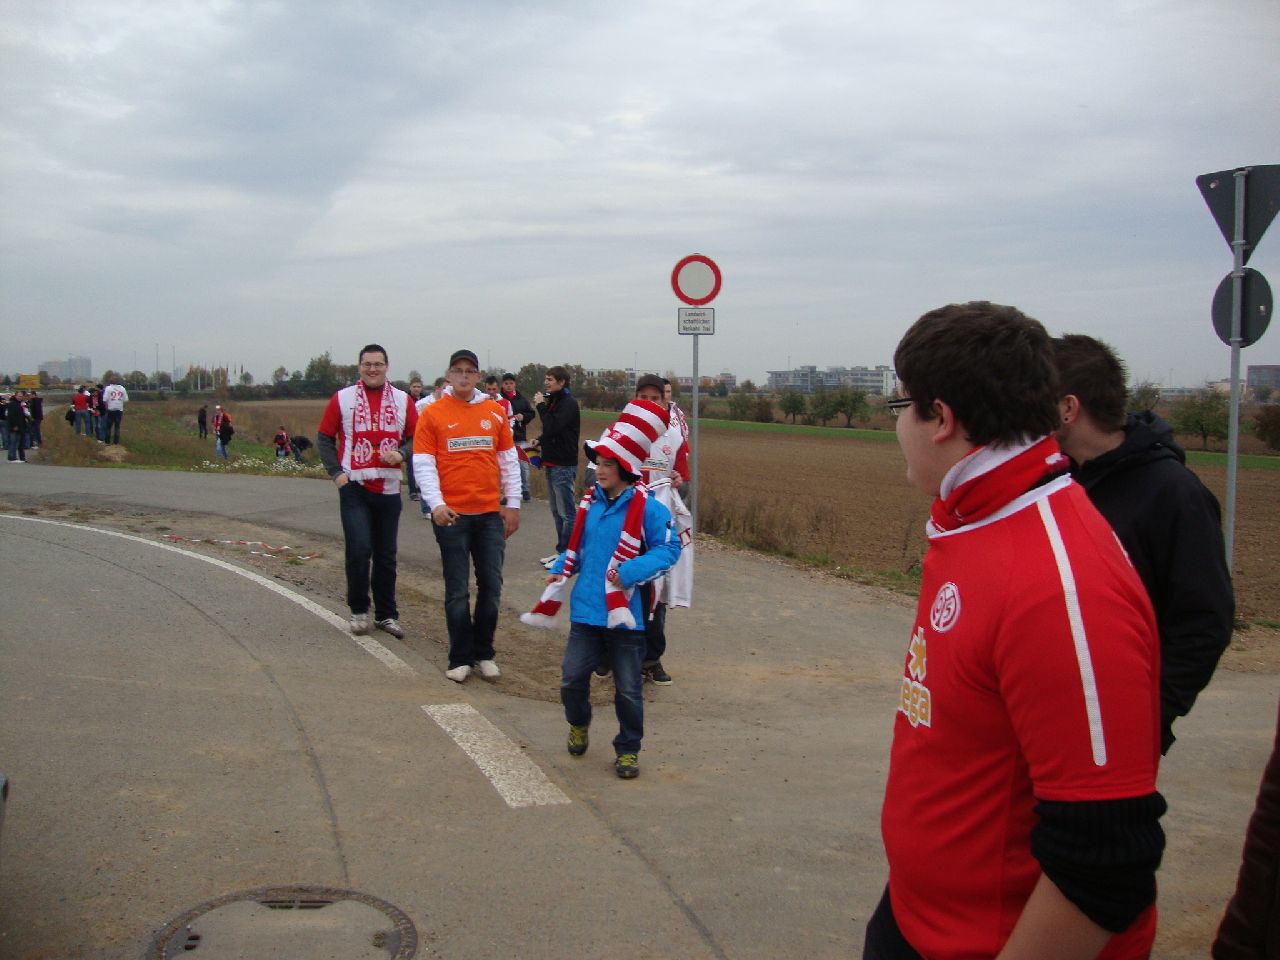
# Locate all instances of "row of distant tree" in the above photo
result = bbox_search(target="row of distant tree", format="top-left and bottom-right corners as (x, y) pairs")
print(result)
(10, 353), (1276, 451)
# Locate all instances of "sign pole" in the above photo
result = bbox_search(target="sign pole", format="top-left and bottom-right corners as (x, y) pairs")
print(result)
(1224, 169), (1247, 569)
(1198, 163), (1280, 574)
(690, 334), (700, 535)
(671, 254), (722, 540)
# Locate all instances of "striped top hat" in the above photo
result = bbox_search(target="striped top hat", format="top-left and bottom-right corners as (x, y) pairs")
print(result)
(585, 399), (669, 478)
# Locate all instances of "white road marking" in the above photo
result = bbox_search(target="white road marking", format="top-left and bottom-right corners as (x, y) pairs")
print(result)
(423, 703), (571, 808)
(0, 515), (415, 676)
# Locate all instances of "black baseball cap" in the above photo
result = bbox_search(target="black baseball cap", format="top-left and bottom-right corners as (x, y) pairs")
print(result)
(449, 349), (479, 369)
(635, 374), (665, 394)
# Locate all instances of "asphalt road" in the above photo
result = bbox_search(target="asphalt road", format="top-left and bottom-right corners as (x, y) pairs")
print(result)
(0, 464), (1274, 959)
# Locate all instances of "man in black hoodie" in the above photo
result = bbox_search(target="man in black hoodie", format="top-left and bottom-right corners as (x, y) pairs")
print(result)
(532, 365), (580, 567)
(1053, 334), (1234, 755)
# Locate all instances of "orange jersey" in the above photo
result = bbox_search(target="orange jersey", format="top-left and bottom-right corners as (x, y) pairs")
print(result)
(414, 393), (514, 514)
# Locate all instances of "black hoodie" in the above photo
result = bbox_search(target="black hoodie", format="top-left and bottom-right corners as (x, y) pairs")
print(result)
(1073, 411), (1234, 754)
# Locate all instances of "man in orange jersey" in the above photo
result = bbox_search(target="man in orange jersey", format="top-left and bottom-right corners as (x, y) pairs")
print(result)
(413, 349), (521, 683)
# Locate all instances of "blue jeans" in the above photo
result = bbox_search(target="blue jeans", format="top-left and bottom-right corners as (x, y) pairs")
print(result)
(73, 410), (90, 435)
(338, 481), (402, 620)
(545, 465), (578, 553)
(7, 429), (27, 461)
(104, 409), (123, 444)
(561, 623), (646, 755)
(432, 512), (505, 668)
(215, 439), (229, 459)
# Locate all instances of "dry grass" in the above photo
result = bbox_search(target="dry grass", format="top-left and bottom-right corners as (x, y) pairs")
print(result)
(691, 420), (1280, 624)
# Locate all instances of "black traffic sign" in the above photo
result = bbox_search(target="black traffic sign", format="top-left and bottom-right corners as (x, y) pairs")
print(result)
(1197, 165), (1280, 264)
(1212, 268), (1272, 347)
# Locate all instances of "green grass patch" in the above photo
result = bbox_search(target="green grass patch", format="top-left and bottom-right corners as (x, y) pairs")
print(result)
(37, 401), (327, 478)
(1184, 450), (1280, 471)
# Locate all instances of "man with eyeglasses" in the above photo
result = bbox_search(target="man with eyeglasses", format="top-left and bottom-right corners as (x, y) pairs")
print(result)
(317, 344), (418, 641)
(414, 349), (521, 682)
(866, 303), (1164, 960)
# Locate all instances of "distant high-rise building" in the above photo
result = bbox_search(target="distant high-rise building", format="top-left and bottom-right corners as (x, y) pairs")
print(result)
(38, 356), (92, 382)
(1247, 364), (1280, 397)
(766, 363), (896, 395)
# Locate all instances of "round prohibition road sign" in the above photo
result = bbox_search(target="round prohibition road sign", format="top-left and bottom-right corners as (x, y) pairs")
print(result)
(672, 254), (722, 305)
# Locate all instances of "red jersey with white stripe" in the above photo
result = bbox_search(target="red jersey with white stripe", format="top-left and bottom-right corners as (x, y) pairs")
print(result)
(882, 473), (1160, 959)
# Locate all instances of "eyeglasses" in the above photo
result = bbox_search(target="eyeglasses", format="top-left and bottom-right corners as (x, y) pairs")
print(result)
(359, 362), (387, 370)
(886, 396), (914, 417)
(449, 366), (480, 376)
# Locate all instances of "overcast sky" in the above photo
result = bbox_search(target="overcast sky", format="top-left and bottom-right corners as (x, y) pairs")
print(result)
(3, 0), (1279, 387)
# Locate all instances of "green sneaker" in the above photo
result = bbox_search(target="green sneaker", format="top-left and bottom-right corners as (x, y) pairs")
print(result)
(614, 753), (639, 779)
(567, 724), (589, 756)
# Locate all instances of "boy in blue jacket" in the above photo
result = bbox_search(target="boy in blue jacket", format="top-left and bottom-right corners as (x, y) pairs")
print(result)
(522, 399), (682, 779)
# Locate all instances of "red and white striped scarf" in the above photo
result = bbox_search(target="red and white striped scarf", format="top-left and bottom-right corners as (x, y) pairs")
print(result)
(522, 483), (650, 630)
(338, 381), (405, 482)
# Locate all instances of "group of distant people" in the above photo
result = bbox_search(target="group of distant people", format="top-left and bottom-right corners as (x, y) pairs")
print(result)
(64, 381), (129, 445)
(2, 389), (43, 462)
(316, 346), (693, 781)
(197, 404), (309, 462)
(2, 380), (132, 461)
(196, 404), (237, 459)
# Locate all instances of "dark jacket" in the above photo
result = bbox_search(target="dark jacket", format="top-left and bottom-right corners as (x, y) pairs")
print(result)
(5, 396), (29, 432)
(505, 389), (535, 443)
(536, 387), (580, 467)
(217, 417), (235, 445)
(1072, 411), (1234, 753)
(28, 395), (43, 422)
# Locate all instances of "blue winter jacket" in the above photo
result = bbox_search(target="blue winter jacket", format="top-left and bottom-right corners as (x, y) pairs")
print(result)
(550, 483), (682, 628)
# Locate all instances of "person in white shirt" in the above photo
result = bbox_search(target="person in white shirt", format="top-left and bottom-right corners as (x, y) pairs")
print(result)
(102, 380), (129, 445)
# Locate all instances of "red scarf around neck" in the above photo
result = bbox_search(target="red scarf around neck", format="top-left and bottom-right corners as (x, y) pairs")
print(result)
(929, 435), (1069, 533)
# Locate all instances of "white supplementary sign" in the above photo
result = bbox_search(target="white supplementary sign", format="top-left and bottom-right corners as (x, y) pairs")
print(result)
(678, 307), (715, 335)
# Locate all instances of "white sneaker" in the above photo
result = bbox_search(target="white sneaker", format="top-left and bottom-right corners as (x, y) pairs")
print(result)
(539, 554), (559, 566)
(350, 613), (370, 635)
(477, 659), (501, 679)
(375, 618), (404, 639)
(445, 664), (471, 683)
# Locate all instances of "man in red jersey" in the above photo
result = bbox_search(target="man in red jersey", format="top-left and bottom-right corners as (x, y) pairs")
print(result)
(865, 303), (1165, 960)
(317, 344), (418, 641)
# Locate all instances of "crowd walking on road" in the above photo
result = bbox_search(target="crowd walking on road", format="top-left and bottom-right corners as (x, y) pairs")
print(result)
(277, 318), (1266, 957)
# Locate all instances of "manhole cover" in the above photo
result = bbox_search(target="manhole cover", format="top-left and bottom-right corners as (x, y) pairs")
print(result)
(148, 885), (417, 959)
